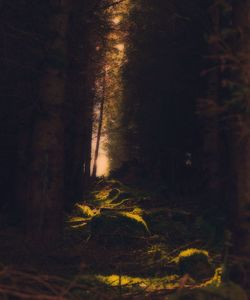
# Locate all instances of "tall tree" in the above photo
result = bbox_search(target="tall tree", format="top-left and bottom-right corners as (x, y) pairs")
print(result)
(92, 69), (106, 178)
(0, 0), (38, 217)
(64, 0), (97, 205)
(26, 0), (70, 246)
(231, 0), (250, 255)
(121, 0), (207, 189)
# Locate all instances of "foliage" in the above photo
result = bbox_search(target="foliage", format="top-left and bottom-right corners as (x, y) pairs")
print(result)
(173, 248), (209, 264)
(74, 204), (97, 218)
(68, 204), (99, 228)
(69, 180), (150, 245)
(0, 177), (248, 299)
(70, 179), (230, 250)
(198, 0), (250, 138)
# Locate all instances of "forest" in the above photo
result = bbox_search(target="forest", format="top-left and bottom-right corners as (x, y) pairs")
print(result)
(0, 0), (249, 299)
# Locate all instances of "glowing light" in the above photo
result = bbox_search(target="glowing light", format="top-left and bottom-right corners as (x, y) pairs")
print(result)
(114, 43), (125, 51)
(112, 16), (122, 25)
(91, 0), (130, 177)
(91, 133), (110, 177)
(96, 153), (109, 177)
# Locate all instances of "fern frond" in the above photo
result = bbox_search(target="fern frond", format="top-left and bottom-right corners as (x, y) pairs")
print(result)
(68, 217), (89, 223)
(119, 211), (150, 234)
(75, 204), (97, 218)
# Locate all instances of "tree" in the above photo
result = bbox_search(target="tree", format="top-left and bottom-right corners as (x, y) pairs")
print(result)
(0, 0), (108, 245)
(121, 0), (207, 188)
(89, 0), (130, 175)
(92, 69), (106, 178)
(0, 0), (42, 219)
(26, 0), (70, 246)
(64, 0), (99, 205)
(230, 0), (250, 255)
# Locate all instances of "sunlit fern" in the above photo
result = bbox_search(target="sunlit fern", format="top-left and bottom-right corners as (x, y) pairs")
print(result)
(68, 185), (150, 240)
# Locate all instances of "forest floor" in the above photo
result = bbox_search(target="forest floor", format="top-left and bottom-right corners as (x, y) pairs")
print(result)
(0, 178), (248, 299)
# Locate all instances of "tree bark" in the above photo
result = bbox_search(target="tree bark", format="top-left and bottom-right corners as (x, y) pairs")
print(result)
(203, 4), (221, 194)
(231, 0), (250, 255)
(26, 0), (69, 247)
(64, 0), (89, 206)
(64, 0), (100, 204)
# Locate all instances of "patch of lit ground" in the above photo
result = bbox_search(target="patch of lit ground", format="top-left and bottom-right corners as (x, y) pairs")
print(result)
(96, 274), (179, 291)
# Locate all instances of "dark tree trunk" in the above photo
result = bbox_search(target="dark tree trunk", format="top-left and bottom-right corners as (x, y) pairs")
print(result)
(64, 0), (99, 204)
(26, 0), (69, 247)
(203, 4), (221, 193)
(231, 0), (250, 255)
(64, 0), (89, 206)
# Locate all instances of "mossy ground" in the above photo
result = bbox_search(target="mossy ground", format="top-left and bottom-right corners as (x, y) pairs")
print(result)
(0, 179), (248, 299)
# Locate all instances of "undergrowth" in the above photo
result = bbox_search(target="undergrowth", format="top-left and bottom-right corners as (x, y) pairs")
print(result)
(64, 178), (248, 299)
(0, 178), (248, 299)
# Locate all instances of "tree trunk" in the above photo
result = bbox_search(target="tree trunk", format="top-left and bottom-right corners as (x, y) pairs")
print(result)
(231, 0), (250, 255)
(64, 0), (100, 204)
(64, 0), (90, 206)
(26, 0), (69, 247)
(203, 4), (221, 194)
(92, 70), (106, 178)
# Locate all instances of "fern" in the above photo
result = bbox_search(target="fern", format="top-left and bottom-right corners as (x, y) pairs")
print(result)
(118, 211), (150, 234)
(68, 217), (88, 223)
(75, 204), (97, 218)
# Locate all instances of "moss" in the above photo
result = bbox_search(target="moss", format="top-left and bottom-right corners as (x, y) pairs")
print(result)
(107, 188), (121, 201)
(75, 204), (97, 218)
(96, 274), (179, 291)
(173, 248), (214, 281)
(89, 210), (150, 245)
